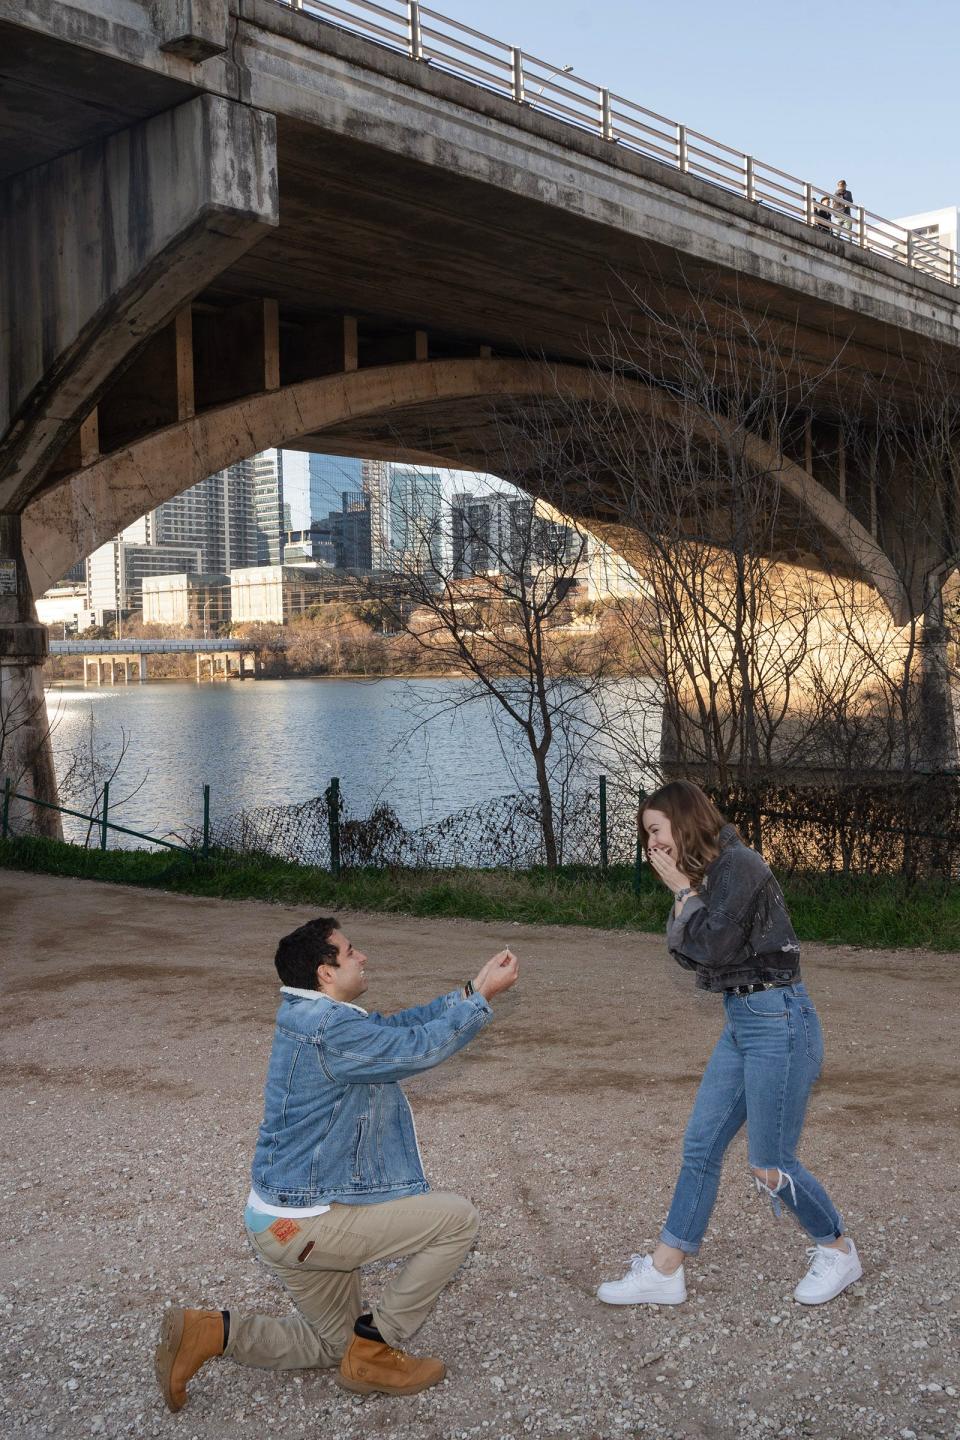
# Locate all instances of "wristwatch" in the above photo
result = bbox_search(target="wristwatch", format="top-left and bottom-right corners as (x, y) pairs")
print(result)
(463, 979), (475, 997)
(675, 886), (693, 901)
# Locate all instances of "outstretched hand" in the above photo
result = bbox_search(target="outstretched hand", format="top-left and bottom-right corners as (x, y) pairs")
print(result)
(647, 844), (692, 896)
(472, 948), (519, 1001)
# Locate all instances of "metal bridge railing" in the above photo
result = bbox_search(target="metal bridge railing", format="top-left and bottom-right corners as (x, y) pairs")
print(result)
(281, 0), (959, 290)
(48, 639), (256, 654)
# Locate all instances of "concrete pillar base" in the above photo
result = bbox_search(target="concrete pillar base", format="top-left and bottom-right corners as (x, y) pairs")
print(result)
(0, 514), (60, 838)
(916, 593), (959, 773)
(0, 623), (60, 840)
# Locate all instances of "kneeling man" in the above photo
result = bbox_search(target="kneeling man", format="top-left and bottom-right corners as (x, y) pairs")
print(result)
(156, 916), (518, 1406)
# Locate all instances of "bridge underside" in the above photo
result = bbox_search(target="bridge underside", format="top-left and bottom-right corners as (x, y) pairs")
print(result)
(21, 355), (908, 626)
(4, 9), (960, 829)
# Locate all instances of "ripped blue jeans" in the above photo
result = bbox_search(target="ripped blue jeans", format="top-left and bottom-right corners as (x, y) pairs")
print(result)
(660, 982), (844, 1254)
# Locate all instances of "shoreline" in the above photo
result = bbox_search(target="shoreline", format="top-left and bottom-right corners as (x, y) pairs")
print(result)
(43, 669), (470, 688)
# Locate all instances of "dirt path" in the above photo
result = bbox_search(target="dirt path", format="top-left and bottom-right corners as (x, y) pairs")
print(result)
(1, 870), (958, 1440)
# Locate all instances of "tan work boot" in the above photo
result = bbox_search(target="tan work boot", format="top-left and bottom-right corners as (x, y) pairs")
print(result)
(155, 1307), (225, 1412)
(337, 1334), (446, 1396)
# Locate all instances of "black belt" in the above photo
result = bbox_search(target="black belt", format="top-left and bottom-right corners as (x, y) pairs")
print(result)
(724, 980), (792, 997)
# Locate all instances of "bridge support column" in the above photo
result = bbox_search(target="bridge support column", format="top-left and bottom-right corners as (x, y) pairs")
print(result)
(1, 91), (278, 533)
(0, 515), (60, 838)
(917, 591), (959, 773)
(139, 655), (149, 684)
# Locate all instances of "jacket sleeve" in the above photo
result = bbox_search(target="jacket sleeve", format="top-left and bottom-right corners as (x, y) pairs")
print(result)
(317, 992), (492, 1084)
(371, 989), (467, 1028)
(668, 897), (751, 971)
(667, 851), (765, 972)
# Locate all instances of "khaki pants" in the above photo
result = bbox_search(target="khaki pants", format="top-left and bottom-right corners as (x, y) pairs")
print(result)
(226, 1191), (479, 1368)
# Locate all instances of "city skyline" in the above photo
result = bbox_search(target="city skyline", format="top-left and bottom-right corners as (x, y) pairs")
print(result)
(63, 450), (640, 626)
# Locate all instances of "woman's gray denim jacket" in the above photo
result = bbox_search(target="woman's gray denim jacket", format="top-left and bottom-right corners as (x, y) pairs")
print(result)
(251, 986), (491, 1207)
(666, 824), (801, 993)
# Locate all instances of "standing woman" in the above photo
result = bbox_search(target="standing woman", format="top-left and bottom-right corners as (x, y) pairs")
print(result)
(597, 780), (862, 1307)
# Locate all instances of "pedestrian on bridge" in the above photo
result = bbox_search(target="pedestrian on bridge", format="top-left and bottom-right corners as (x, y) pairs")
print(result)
(834, 178), (854, 237)
(155, 917), (518, 1407)
(597, 780), (862, 1311)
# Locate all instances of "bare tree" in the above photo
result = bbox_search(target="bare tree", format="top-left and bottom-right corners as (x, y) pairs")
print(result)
(54, 710), (149, 847)
(374, 463), (641, 867)
(515, 279), (960, 790)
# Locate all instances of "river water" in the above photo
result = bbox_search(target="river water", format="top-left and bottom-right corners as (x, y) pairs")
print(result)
(45, 677), (661, 846)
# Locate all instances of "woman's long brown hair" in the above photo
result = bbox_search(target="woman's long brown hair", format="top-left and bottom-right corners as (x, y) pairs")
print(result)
(640, 780), (732, 886)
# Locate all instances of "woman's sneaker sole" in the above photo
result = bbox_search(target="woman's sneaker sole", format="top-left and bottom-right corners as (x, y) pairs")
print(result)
(597, 1292), (687, 1306)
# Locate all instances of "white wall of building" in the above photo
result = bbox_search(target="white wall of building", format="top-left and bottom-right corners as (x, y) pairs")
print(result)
(893, 205), (959, 275)
(231, 566), (286, 624)
(35, 585), (94, 634)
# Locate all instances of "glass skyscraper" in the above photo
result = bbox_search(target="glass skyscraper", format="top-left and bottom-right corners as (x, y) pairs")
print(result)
(308, 455), (365, 527)
(389, 466), (443, 575)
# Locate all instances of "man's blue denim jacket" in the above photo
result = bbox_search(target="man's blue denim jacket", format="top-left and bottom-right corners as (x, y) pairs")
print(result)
(251, 986), (492, 1207)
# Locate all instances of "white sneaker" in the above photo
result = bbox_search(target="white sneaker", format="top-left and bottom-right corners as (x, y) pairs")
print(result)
(793, 1238), (862, 1305)
(597, 1254), (687, 1306)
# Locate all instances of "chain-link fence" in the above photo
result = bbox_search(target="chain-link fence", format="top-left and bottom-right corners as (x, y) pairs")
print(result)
(11, 769), (960, 879)
(187, 772), (960, 880)
(192, 780), (643, 872)
(14, 753), (960, 879)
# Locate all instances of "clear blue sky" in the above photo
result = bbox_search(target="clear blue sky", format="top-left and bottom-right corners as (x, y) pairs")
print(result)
(437, 0), (957, 221)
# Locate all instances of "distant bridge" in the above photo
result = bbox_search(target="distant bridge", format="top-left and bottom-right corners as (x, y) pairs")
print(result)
(50, 638), (260, 684)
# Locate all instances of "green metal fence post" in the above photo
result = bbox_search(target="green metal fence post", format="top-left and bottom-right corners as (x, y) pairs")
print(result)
(2, 777), (10, 839)
(202, 784), (211, 860)
(633, 789), (647, 896)
(599, 774), (608, 872)
(327, 777), (342, 878)
(100, 781), (110, 851)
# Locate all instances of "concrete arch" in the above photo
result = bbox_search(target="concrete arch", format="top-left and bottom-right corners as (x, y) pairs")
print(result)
(22, 356), (909, 621)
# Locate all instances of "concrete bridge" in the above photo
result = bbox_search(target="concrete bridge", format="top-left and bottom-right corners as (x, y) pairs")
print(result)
(4, 0), (960, 829)
(49, 637), (260, 683)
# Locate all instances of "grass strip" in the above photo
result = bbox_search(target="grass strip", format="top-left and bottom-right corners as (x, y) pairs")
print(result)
(2, 836), (959, 950)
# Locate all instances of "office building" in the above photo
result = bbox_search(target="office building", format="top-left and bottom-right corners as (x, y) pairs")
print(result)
(281, 450), (312, 531)
(362, 459), (390, 570)
(389, 465), (443, 575)
(282, 528), (337, 566)
(86, 539), (203, 623)
(231, 565), (348, 624)
(251, 449), (315, 565)
(253, 449), (285, 565)
(327, 491), (372, 570)
(893, 205), (959, 277)
(35, 583), (94, 634)
(152, 462), (257, 574)
(450, 490), (538, 576)
(285, 490), (373, 570)
(141, 573), (232, 629)
(308, 455), (364, 526)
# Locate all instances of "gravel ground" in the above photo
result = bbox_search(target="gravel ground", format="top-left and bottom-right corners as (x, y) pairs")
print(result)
(1, 869), (958, 1440)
